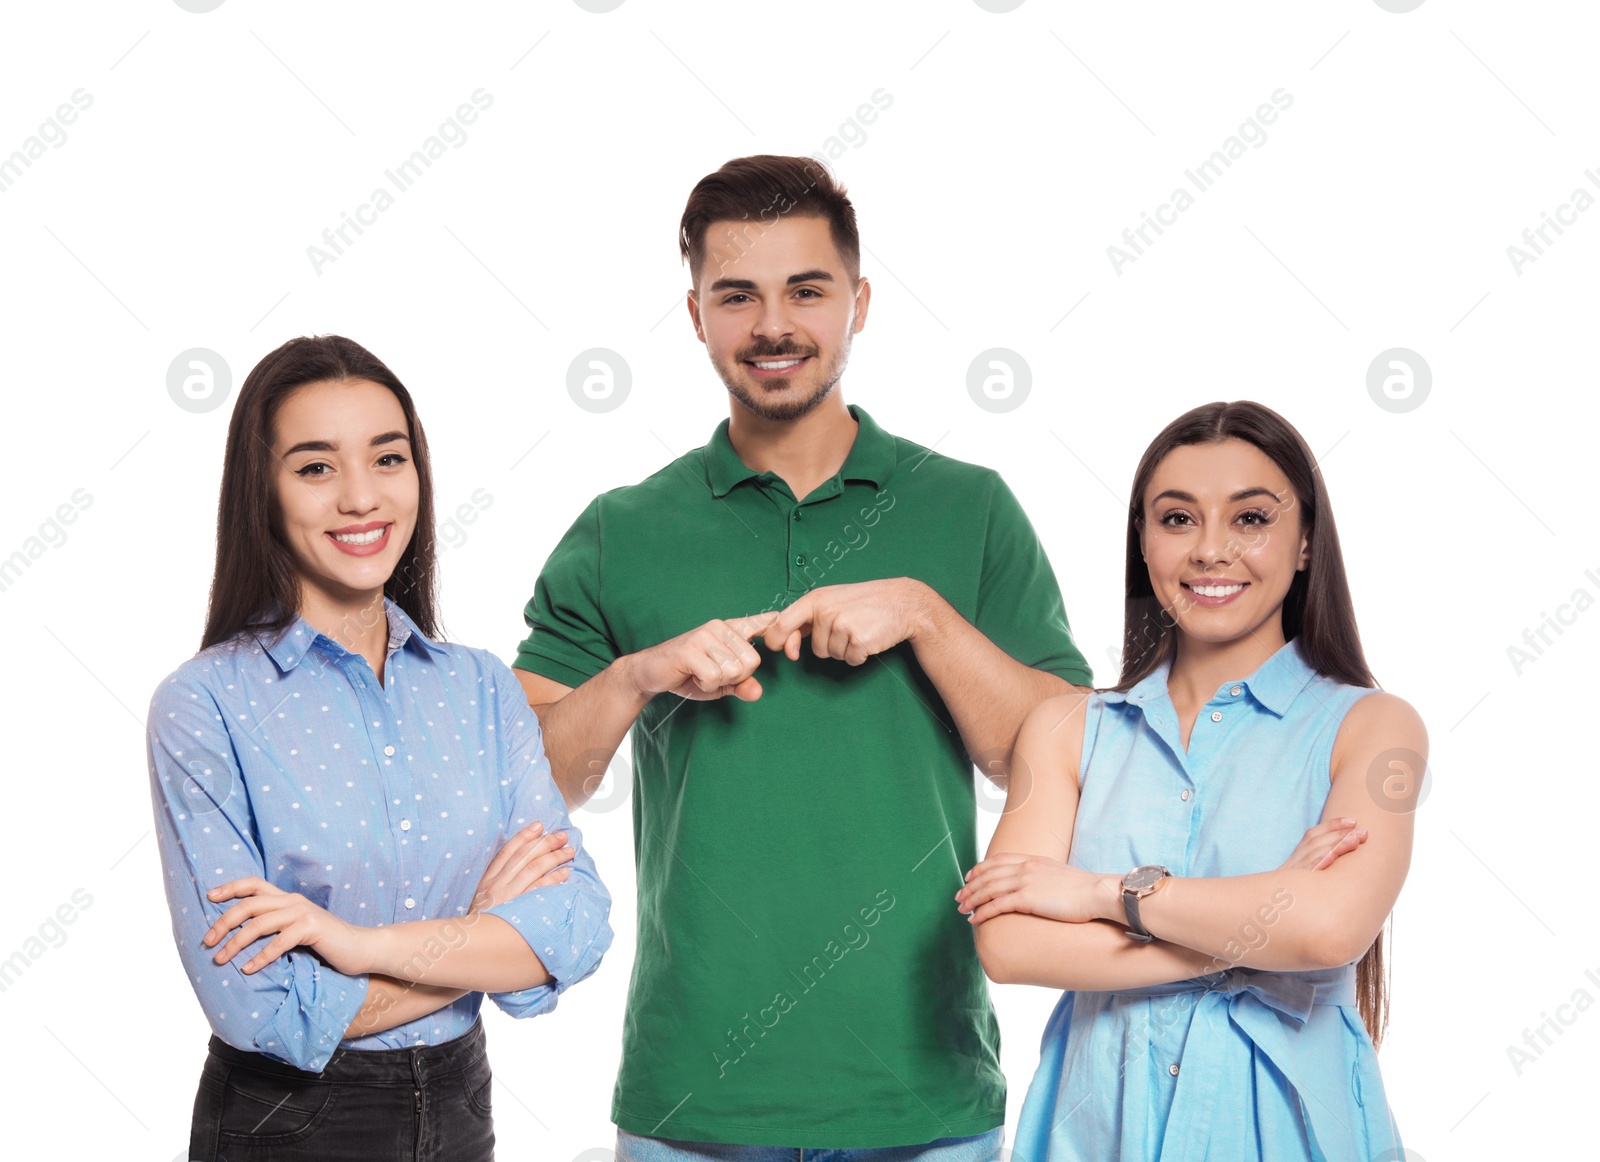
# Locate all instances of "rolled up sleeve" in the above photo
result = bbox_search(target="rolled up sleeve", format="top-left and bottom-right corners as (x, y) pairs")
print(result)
(482, 663), (614, 1017)
(147, 671), (369, 1071)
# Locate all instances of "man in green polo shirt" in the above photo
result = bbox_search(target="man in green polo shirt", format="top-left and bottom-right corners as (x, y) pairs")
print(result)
(513, 155), (1092, 1158)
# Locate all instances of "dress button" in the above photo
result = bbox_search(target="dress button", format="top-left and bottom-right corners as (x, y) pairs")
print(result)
(1181, 790), (1191, 801)
(404, 897), (416, 910)
(384, 745), (396, 757)
(1210, 710), (1223, 722)
(1169, 1063), (1180, 1076)
(400, 819), (412, 831)
(1229, 686), (1242, 697)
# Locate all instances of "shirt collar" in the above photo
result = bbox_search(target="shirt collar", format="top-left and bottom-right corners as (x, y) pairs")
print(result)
(262, 598), (448, 673)
(1100, 637), (1318, 717)
(703, 403), (898, 499)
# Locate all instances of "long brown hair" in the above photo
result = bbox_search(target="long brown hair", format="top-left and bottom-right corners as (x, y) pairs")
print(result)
(199, 334), (441, 652)
(1116, 400), (1390, 1046)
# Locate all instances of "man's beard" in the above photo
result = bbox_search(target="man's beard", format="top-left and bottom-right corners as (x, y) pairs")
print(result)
(714, 331), (852, 423)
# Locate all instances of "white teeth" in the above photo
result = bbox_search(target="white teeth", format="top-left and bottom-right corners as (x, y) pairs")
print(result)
(332, 527), (385, 545)
(753, 358), (803, 369)
(1190, 583), (1244, 598)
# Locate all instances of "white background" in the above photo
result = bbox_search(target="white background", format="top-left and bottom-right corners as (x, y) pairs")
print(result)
(1, 2), (1594, 1159)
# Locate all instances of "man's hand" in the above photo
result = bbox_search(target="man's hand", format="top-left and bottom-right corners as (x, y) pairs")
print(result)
(624, 613), (781, 701)
(760, 578), (932, 666)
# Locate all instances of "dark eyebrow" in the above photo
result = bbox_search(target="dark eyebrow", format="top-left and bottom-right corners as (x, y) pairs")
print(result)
(282, 431), (410, 458)
(1151, 487), (1282, 505)
(706, 270), (836, 294)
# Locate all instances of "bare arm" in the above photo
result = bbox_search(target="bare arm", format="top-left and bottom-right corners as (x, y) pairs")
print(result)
(758, 579), (1087, 786)
(516, 664), (646, 808)
(1127, 693), (1423, 970)
(962, 692), (1420, 983)
(345, 977), (468, 1039)
(904, 580), (1087, 780)
(969, 693), (1216, 988)
(363, 913), (553, 992)
(517, 613), (781, 809)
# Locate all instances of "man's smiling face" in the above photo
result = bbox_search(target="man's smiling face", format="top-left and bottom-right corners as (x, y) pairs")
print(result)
(688, 214), (869, 422)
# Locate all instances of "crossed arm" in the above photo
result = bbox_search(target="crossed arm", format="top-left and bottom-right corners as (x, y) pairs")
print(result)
(957, 689), (1425, 990)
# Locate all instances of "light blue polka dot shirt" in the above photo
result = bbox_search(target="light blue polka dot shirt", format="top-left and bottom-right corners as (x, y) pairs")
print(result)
(147, 599), (613, 1072)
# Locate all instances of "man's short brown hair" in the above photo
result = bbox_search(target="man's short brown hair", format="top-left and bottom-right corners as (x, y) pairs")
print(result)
(679, 155), (860, 286)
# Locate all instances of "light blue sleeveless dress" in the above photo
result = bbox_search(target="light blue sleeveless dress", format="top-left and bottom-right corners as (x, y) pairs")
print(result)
(1012, 639), (1404, 1161)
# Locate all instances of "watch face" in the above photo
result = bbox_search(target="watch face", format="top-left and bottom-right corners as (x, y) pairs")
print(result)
(1124, 865), (1167, 892)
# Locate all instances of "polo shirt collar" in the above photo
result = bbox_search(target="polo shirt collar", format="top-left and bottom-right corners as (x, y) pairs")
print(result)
(1100, 637), (1317, 717)
(262, 597), (447, 673)
(704, 403), (897, 499)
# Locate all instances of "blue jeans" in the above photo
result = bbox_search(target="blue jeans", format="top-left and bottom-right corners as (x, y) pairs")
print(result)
(615, 1126), (1006, 1162)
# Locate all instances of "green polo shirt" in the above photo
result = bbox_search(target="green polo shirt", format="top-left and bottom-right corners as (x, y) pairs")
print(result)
(514, 403), (1091, 1147)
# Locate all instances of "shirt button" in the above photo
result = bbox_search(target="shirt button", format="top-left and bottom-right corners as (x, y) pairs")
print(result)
(1210, 710), (1223, 722)
(1169, 1063), (1180, 1076)
(384, 745), (396, 757)
(404, 897), (416, 910)
(1181, 789), (1191, 801)
(793, 509), (803, 521)
(1229, 686), (1242, 697)
(795, 554), (807, 566)
(400, 819), (412, 831)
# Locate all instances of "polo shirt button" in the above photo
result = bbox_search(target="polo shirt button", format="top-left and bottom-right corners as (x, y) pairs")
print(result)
(795, 554), (807, 566)
(1229, 686), (1242, 697)
(404, 897), (416, 910)
(793, 509), (803, 521)
(401, 819), (412, 831)
(384, 745), (396, 757)
(1210, 710), (1223, 722)
(1181, 789), (1191, 801)
(1169, 1063), (1180, 1076)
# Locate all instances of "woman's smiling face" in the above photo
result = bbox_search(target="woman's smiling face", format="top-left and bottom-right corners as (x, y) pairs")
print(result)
(272, 378), (418, 614)
(1139, 437), (1308, 648)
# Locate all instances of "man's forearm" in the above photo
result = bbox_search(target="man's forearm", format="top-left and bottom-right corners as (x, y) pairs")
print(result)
(529, 657), (652, 808)
(906, 582), (1084, 774)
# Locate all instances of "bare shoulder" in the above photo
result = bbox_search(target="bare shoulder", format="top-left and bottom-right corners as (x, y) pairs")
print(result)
(1331, 689), (1429, 771)
(1018, 690), (1094, 776)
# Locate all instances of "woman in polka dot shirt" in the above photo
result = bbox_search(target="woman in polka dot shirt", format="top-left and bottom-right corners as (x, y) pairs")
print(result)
(147, 334), (613, 1161)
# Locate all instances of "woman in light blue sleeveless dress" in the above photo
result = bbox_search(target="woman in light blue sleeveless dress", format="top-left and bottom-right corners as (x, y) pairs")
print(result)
(956, 402), (1422, 1161)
